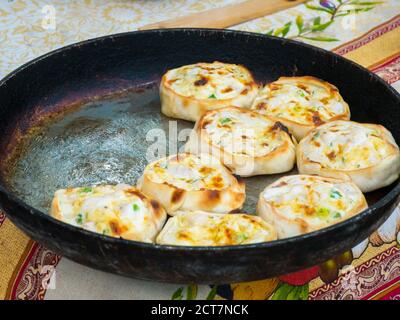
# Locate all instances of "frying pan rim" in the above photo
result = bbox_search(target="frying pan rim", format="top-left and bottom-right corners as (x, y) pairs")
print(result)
(0, 28), (399, 252)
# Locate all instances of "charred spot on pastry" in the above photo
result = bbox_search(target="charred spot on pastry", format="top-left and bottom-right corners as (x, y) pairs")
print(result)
(206, 190), (220, 202)
(224, 228), (233, 242)
(270, 83), (282, 91)
(150, 199), (161, 211)
(125, 188), (146, 200)
(109, 220), (122, 235)
(210, 175), (224, 189)
(320, 97), (330, 105)
(276, 181), (288, 187)
(294, 218), (309, 234)
(271, 121), (290, 135)
(297, 83), (311, 94)
(171, 189), (185, 204)
(229, 208), (242, 214)
(201, 119), (212, 129)
(194, 76), (208, 86)
(221, 87), (233, 93)
(199, 166), (214, 175)
(177, 231), (191, 240)
(312, 112), (324, 126)
(303, 205), (316, 216)
(327, 151), (336, 160)
(200, 190), (222, 209)
(257, 102), (267, 110)
(312, 140), (321, 147)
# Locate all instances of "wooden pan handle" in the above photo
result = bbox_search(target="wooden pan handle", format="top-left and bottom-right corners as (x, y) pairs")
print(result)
(139, 0), (306, 30)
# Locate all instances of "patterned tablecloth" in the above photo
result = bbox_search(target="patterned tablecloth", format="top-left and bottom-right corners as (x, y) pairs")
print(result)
(0, 0), (399, 300)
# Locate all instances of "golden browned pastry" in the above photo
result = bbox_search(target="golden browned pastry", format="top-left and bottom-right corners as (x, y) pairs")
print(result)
(137, 153), (245, 215)
(251, 76), (350, 140)
(160, 61), (258, 122)
(185, 106), (297, 176)
(156, 210), (277, 246)
(297, 120), (400, 192)
(50, 184), (166, 243)
(257, 175), (368, 239)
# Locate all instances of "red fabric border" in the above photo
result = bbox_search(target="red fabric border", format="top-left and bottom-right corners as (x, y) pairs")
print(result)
(333, 15), (400, 56)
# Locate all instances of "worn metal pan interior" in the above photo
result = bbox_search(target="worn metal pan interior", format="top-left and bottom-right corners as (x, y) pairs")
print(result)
(0, 29), (399, 284)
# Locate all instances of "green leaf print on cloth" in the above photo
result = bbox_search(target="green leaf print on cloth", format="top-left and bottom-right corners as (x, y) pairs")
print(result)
(267, 0), (383, 42)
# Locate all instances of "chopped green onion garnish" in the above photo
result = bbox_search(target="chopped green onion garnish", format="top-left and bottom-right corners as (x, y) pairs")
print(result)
(75, 213), (84, 225)
(236, 233), (249, 243)
(317, 207), (330, 219)
(219, 117), (231, 125)
(133, 203), (140, 211)
(330, 190), (342, 199)
(80, 187), (93, 193)
(297, 90), (305, 97)
(333, 212), (341, 219)
(208, 93), (217, 99)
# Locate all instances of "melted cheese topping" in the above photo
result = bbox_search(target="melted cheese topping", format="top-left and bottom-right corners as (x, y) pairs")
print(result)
(252, 78), (347, 125)
(300, 121), (395, 170)
(52, 184), (160, 242)
(262, 176), (364, 227)
(145, 153), (231, 191)
(165, 62), (255, 100)
(157, 211), (276, 246)
(202, 108), (292, 157)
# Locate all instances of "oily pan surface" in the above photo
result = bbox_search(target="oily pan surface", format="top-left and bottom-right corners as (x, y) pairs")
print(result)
(3, 85), (392, 217)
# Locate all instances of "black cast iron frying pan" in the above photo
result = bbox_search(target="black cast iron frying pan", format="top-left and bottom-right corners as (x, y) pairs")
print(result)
(0, 29), (399, 284)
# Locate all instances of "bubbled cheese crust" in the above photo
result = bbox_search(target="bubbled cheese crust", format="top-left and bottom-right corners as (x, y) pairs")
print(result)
(160, 61), (258, 122)
(137, 153), (245, 215)
(156, 210), (277, 246)
(50, 184), (166, 243)
(185, 107), (297, 176)
(257, 175), (368, 239)
(297, 120), (400, 192)
(251, 76), (350, 140)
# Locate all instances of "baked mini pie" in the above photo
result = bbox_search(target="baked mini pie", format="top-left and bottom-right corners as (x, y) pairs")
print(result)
(185, 106), (297, 176)
(50, 184), (166, 243)
(297, 120), (400, 192)
(160, 61), (258, 122)
(257, 175), (368, 239)
(156, 210), (277, 246)
(251, 76), (350, 140)
(137, 153), (245, 215)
